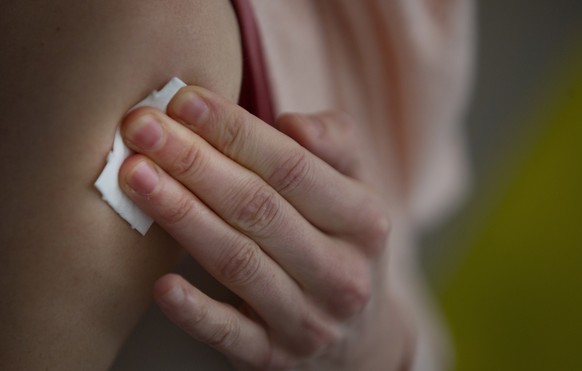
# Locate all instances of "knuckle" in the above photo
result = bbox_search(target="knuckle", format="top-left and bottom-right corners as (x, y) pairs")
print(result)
(159, 194), (195, 225)
(216, 240), (262, 287)
(367, 212), (391, 254)
(318, 111), (356, 134)
(175, 299), (208, 335)
(233, 184), (282, 236)
(298, 314), (340, 356)
(358, 200), (391, 255)
(327, 111), (360, 153)
(269, 149), (312, 195)
(333, 268), (373, 318)
(170, 143), (206, 179)
(218, 111), (249, 157)
(173, 297), (240, 352)
(205, 315), (240, 350)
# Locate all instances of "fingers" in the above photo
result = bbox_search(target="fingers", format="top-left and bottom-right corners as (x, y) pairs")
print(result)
(277, 112), (363, 179)
(154, 274), (293, 369)
(118, 156), (330, 352)
(117, 87), (393, 366)
(165, 87), (380, 238)
(120, 110), (380, 321)
(121, 100), (389, 303)
(120, 108), (336, 287)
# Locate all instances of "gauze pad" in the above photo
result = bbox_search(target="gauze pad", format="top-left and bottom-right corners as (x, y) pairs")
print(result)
(95, 77), (187, 235)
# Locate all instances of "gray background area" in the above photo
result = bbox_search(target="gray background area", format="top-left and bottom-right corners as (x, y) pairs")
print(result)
(467, 0), (581, 176)
(420, 0), (582, 279)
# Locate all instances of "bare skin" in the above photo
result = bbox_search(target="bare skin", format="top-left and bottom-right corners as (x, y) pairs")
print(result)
(0, 1), (414, 370)
(0, 0), (242, 369)
(118, 88), (414, 370)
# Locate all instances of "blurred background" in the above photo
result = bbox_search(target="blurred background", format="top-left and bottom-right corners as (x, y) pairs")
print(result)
(420, 1), (582, 370)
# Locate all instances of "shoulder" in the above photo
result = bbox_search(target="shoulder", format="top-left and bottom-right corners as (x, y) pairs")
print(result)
(0, 0), (242, 104)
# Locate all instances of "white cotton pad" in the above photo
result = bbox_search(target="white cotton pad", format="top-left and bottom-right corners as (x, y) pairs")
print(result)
(95, 77), (187, 235)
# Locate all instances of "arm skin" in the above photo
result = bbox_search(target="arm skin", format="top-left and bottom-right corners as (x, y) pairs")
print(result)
(0, 1), (242, 369)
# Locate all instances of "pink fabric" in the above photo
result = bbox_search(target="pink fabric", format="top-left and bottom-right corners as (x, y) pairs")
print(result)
(230, 0), (275, 126)
(250, 0), (474, 229)
(249, 1), (475, 370)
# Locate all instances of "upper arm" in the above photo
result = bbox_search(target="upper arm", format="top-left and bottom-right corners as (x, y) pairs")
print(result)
(0, 1), (242, 369)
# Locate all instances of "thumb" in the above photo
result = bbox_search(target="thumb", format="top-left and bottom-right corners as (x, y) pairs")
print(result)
(276, 111), (363, 179)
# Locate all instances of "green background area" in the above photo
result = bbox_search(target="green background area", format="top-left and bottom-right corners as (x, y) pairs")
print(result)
(435, 54), (582, 370)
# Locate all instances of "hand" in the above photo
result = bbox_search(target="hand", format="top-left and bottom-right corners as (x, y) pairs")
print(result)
(119, 86), (401, 370)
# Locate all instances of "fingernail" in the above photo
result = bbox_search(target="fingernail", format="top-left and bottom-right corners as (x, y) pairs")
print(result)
(125, 114), (163, 150)
(173, 91), (209, 125)
(126, 161), (159, 195)
(161, 285), (184, 306)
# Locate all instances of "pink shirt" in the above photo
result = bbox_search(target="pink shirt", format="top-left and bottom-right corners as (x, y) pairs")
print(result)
(250, 3), (474, 370)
